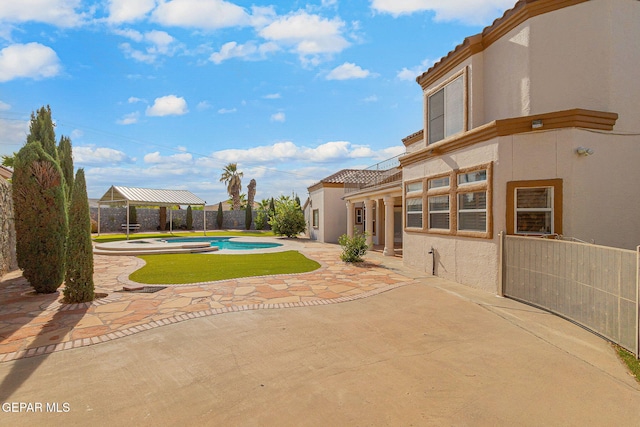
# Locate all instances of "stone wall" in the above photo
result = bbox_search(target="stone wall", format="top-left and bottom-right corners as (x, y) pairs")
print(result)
(0, 177), (17, 277)
(90, 207), (261, 233)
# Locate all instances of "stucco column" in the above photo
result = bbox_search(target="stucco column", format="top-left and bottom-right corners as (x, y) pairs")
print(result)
(346, 200), (354, 237)
(364, 199), (374, 247)
(383, 196), (395, 256)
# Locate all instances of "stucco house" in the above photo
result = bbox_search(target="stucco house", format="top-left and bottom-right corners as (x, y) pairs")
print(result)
(398, 0), (640, 292)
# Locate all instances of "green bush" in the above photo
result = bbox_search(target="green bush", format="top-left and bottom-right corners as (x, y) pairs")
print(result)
(13, 143), (68, 293)
(128, 204), (137, 224)
(64, 169), (94, 303)
(268, 196), (306, 238)
(338, 231), (369, 263)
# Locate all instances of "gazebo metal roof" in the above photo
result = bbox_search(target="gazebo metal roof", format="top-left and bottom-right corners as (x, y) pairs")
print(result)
(98, 186), (206, 207)
(97, 186), (207, 238)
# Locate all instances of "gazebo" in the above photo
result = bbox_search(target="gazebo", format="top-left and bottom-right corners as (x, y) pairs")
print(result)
(97, 186), (207, 239)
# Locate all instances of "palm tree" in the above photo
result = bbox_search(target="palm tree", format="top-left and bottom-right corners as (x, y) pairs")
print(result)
(220, 163), (243, 210)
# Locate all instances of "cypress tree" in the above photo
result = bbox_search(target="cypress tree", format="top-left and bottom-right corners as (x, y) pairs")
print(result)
(27, 105), (58, 160)
(245, 203), (252, 230)
(216, 202), (223, 229)
(64, 169), (94, 303)
(13, 143), (68, 293)
(57, 135), (74, 202)
(129, 204), (137, 224)
(186, 205), (193, 230)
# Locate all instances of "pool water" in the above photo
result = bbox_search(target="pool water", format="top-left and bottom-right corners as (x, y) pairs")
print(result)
(164, 237), (282, 250)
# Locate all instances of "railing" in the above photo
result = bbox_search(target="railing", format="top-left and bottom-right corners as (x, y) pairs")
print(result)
(344, 154), (403, 194)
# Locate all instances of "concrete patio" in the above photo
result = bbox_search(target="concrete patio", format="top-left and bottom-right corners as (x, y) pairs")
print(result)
(1, 240), (639, 425)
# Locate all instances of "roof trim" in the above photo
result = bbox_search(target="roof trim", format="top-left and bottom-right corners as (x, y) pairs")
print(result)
(416, 0), (590, 90)
(400, 108), (618, 167)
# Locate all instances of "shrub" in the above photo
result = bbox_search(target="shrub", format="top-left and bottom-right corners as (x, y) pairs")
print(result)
(13, 143), (68, 293)
(245, 203), (252, 230)
(64, 169), (94, 303)
(269, 196), (306, 238)
(338, 231), (369, 263)
(186, 205), (193, 230)
(216, 202), (223, 229)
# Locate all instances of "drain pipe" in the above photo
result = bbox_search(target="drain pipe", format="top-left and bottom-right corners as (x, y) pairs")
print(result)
(428, 247), (435, 276)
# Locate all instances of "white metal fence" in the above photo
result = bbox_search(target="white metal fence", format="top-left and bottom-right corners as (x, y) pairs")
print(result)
(499, 234), (639, 357)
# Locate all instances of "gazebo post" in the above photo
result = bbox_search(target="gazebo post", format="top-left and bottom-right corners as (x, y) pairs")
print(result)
(126, 201), (130, 240)
(169, 206), (173, 234)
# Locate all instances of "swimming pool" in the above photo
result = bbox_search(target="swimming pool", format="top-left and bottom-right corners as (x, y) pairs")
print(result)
(164, 237), (282, 250)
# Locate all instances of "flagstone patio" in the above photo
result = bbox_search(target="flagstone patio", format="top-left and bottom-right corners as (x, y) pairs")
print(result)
(0, 240), (418, 363)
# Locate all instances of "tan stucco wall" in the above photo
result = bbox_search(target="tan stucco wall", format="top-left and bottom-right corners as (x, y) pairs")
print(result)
(403, 127), (640, 293)
(308, 186), (348, 244)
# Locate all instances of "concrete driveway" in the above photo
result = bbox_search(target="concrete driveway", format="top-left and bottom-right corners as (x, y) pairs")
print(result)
(1, 263), (639, 426)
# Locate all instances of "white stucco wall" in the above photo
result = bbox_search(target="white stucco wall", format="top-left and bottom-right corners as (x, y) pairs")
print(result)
(308, 186), (348, 244)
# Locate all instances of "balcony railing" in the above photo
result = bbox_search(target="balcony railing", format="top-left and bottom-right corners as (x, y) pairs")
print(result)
(344, 154), (403, 194)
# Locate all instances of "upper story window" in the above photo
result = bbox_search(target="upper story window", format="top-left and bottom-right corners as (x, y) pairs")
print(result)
(427, 69), (467, 145)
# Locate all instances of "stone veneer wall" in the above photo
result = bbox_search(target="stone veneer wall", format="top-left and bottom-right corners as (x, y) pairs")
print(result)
(90, 207), (260, 233)
(0, 177), (17, 277)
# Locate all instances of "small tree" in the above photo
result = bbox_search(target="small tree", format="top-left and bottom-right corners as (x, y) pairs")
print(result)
(338, 231), (369, 263)
(254, 199), (270, 230)
(216, 202), (223, 229)
(269, 196), (306, 238)
(159, 207), (166, 231)
(13, 143), (68, 293)
(186, 205), (193, 230)
(57, 135), (73, 203)
(64, 169), (94, 303)
(245, 203), (252, 230)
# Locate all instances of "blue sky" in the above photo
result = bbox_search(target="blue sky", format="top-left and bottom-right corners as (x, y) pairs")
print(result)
(0, 0), (513, 205)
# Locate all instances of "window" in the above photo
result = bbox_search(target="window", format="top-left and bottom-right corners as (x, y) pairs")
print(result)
(312, 209), (319, 228)
(427, 71), (465, 145)
(506, 180), (562, 235)
(355, 207), (363, 225)
(406, 181), (422, 193)
(406, 197), (423, 228)
(403, 163), (492, 238)
(458, 192), (487, 232)
(428, 195), (449, 229)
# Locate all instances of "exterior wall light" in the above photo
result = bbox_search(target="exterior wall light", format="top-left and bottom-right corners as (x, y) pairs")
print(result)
(532, 119), (543, 129)
(576, 147), (594, 156)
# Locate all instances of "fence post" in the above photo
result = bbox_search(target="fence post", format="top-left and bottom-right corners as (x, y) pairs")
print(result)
(636, 246), (639, 359)
(498, 231), (505, 297)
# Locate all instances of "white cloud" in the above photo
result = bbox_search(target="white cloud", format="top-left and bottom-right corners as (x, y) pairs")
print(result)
(363, 95), (378, 102)
(209, 40), (279, 64)
(198, 140), (395, 165)
(128, 96), (144, 104)
(259, 11), (349, 63)
(0, 0), (87, 27)
(117, 29), (179, 63)
(217, 107), (236, 114)
(270, 112), (285, 122)
(152, 0), (250, 29)
(397, 58), (436, 81)
(0, 100), (10, 111)
(263, 93), (281, 99)
(70, 129), (84, 139)
(73, 146), (132, 165)
(146, 95), (188, 117)
(117, 111), (140, 125)
(0, 43), (61, 82)
(197, 101), (211, 110)
(326, 62), (370, 80)
(371, 0), (514, 25)
(0, 118), (27, 149)
(107, 0), (155, 23)
(144, 151), (194, 165)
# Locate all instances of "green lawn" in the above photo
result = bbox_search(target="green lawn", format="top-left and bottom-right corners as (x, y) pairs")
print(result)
(615, 345), (640, 384)
(129, 250), (320, 284)
(93, 230), (275, 243)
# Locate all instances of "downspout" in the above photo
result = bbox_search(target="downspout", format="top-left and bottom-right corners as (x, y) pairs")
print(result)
(428, 247), (435, 276)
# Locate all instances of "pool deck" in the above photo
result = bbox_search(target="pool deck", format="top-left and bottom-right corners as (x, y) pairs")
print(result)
(0, 239), (417, 362)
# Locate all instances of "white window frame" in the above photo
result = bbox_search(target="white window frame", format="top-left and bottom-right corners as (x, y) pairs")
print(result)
(428, 195), (450, 230)
(312, 209), (319, 228)
(457, 191), (487, 232)
(514, 186), (554, 235)
(406, 197), (423, 229)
